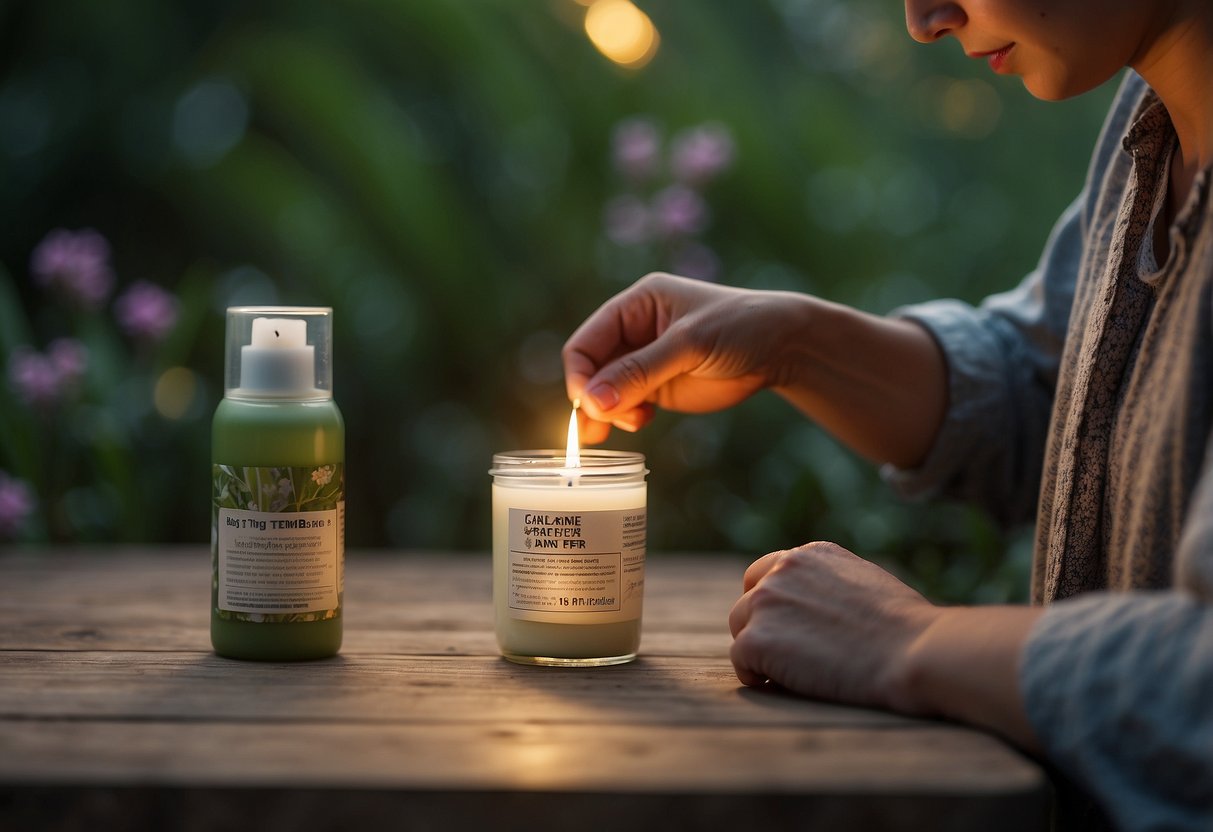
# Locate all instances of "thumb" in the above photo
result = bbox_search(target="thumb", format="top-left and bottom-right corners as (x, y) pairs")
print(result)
(580, 330), (699, 419)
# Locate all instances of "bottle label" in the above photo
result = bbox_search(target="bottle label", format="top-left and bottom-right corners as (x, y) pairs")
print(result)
(212, 464), (344, 622)
(506, 507), (646, 624)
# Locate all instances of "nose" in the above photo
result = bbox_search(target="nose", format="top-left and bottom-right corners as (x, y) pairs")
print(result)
(904, 0), (967, 43)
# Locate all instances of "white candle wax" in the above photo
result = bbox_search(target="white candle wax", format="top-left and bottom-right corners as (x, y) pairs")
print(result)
(490, 450), (647, 666)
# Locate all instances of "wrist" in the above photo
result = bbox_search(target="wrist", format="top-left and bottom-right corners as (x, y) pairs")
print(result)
(887, 607), (957, 718)
(872, 602), (948, 718)
(890, 606), (1045, 750)
(763, 292), (835, 392)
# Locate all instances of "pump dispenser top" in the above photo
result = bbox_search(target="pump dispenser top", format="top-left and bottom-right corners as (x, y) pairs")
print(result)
(225, 307), (333, 400)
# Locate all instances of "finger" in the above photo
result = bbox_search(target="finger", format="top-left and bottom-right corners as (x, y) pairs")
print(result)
(727, 590), (752, 638)
(575, 402), (655, 444)
(729, 636), (769, 687)
(579, 330), (702, 421)
(564, 344), (602, 407)
(578, 415), (612, 445)
(562, 283), (661, 404)
(742, 550), (786, 592)
(609, 402), (656, 433)
(564, 282), (701, 420)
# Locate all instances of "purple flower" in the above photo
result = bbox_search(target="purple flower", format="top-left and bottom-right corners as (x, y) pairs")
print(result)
(603, 194), (652, 245)
(8, 348), (60, 406)
(48, 339), (87, 385)
(30, 228), (115, 309)
(7, 339), (88, 407)
(114, 281), (178, 343)
(611, 117), (662, 183)
(652, 185), (709, 238)
(670, 123), (735, 186)
(0, 471), (35, 539)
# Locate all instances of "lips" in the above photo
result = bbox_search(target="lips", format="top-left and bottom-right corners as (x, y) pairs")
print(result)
(968, 43), (1014, 73)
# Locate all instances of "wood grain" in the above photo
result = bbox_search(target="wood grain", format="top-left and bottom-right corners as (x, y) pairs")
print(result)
(0, 548), (1050, 831)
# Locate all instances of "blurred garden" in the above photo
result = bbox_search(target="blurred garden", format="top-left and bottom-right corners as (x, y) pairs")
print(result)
(0, 0), (1117, 602)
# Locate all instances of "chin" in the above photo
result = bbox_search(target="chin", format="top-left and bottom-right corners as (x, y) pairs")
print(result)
(1022, 81), (1070, 102)
(1022, 67), (1120, 103)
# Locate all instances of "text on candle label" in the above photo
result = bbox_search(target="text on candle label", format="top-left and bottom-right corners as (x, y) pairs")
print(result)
(505, 507), (645, 624)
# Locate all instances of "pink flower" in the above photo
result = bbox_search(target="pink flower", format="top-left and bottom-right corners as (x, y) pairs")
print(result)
(670, 123), (735, 186)
(114, 281), (178, 343)
(652, 185), (709, 238)
(7, 339), (88, 407)
(30, 228), (115, 309)
(0, 471), (35, 539)
(611, 117), (662, 183)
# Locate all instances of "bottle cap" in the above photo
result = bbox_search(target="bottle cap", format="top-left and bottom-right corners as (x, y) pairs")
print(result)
(224, 307), (333, 400)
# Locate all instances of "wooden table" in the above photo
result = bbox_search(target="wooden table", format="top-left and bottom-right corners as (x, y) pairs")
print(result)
(0, 548), (1049, 830)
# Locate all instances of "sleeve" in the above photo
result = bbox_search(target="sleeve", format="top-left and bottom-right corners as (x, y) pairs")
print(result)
(1021, 595), (1213, 830)
(879, 195), (1082, 525)
(1019, 434), (1213, 830)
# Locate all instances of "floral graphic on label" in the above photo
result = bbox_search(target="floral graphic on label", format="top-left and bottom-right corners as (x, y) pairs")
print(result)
(212, 463), (344, 623)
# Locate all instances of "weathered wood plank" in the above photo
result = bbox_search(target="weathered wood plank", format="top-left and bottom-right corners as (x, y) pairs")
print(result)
(0, 651), (913, 728)
(0, 622), (732, 657)
(0, 549), (747, 655)
(0, 548), (1051, 831)
(0, 720), (1045, 796)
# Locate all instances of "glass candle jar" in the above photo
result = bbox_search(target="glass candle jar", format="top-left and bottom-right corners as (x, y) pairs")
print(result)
(489, 450), (648, 666)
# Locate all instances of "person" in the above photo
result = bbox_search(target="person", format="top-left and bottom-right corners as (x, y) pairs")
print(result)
(561, 1), (1213, 829)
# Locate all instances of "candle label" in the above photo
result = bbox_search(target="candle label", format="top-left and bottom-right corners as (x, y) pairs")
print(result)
(506, 507), (646, 623)
(212, 463), (345, 622)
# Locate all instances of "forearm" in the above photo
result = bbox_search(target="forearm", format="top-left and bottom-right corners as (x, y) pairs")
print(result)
(895, 605), (1045, 752)
(769, 297), (949, 468)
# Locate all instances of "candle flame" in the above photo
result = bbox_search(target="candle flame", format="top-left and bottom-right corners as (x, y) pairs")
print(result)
(566, 400), (581, 468)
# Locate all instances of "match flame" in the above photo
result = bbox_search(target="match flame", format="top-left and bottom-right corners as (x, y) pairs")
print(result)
(566, 399), (581, 468)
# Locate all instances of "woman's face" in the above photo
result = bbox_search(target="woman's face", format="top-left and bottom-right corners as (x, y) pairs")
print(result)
(904, 0), (1158, 100)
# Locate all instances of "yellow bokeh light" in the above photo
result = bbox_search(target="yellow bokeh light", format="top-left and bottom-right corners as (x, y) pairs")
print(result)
(154, 366), (199, 420)
(584, 0), (659, 69)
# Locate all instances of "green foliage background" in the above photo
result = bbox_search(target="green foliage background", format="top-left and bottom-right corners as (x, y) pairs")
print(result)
(0, 0), (1116, 602)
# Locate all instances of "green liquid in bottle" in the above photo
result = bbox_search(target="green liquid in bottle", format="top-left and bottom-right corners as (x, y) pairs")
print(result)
(211, 397), (345, 661)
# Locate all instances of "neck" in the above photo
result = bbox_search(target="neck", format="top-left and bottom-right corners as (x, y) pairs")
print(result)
(1131, 1), (1213, 179)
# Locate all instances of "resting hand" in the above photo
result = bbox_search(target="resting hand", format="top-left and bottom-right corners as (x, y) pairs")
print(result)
(562, 273), (812, 443)
(728, 542), (938, 713)
(729, 542), (1044, 749)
